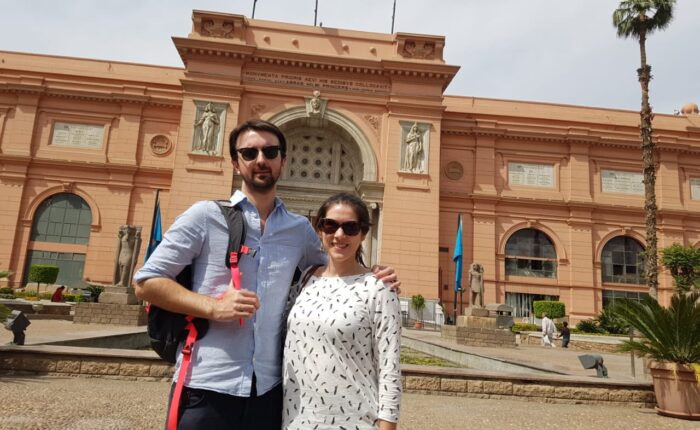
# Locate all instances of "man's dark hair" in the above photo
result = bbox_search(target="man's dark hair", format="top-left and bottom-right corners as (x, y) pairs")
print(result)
(228, 120), (287, 161)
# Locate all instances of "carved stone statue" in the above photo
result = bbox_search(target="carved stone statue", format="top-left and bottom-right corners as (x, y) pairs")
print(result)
(194, 103), (220, 154)
(469, 262), (485, 308)
(310, 90), (322, 114)
(403, 122), (424, 172)
(113, 225), (142, 288)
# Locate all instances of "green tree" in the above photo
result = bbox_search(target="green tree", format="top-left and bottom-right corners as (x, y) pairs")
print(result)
(660, 243), (700, 293)
(28, 264), (59, 296)
(612, 0), (675, 301)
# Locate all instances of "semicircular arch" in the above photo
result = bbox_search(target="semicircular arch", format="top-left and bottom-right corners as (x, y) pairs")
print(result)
(595, 230), (646, 263)
(499, 222), (567, 263)
(266, 106), (377, 182)
(23, 186), (101, 232)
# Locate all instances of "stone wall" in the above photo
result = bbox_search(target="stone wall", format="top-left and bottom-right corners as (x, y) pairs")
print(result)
(442, 324), (516, 348)
(74, 303), (147, 326)
(0, 346), (655, 407)
(401, 365), (655, 408)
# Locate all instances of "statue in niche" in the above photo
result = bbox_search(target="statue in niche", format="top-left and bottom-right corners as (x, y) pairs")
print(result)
(310, 90), (322, 114)
(469, 262), (485, 308)
(194, 103), (220, 154)
(113, 225), (142, 288)
(403, 122), (424, 173)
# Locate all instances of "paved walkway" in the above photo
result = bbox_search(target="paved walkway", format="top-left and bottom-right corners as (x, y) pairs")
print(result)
(0, 375), (692, 430)
(0, 319), (142, 345)
(404, 328), (651, 382)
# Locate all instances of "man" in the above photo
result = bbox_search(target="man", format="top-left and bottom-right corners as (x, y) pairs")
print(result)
(541, 312), (557, 348)
(134, 120), (399, 429)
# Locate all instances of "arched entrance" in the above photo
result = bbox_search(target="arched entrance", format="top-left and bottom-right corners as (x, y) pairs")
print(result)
(238, 107), (384, 265)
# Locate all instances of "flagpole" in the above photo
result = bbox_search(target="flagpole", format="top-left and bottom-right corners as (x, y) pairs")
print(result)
(314, 0), (319, 26)
(149, 189), (161, 238)
(391, 0), (397, 33)
(252, 0), (258, 18)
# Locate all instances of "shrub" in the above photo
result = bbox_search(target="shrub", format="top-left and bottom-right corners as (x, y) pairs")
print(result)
(23, 290), (37, 298)
(0, 293), (15, 300)
(85, 285), (104, 302)
(39, 292), (52, 300)
(511, 323), (538, 332)
(63, 293), (84, 303)
(0, 287), (13, 295)
(28, 264), (59, 295)
(595, 306), (629, 335)
(533, 301), (565, 319)
(576, 319), (604, 334)
(0, 304), (11, 323)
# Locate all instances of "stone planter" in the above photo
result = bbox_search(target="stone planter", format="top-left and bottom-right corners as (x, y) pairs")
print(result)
(31, 303), (45, 312)
(649, 361), (700, 420)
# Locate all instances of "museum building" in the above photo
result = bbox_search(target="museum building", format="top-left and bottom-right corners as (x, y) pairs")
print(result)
(1, 10), (699, 322)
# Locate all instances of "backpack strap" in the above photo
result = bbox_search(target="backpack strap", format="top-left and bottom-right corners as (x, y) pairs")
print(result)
(166, 201), (250, 430)
(167, 315), (199, 430)
(215, 201), (253, 327)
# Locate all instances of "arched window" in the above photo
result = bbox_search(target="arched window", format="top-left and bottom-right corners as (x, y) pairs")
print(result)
(31, 193), (92, 244)
(505, 229), (557, 278)
(601, 236), (645, 284)
(25, 193), (92, 287)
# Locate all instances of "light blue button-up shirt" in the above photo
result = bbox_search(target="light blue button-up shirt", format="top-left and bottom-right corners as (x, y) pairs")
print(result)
(134, 191), (326, 397)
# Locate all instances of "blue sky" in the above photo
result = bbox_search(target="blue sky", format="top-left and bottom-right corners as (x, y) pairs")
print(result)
(0, 0), (697, 113)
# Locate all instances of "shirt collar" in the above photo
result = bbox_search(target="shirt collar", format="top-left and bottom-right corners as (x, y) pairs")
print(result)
(230, 190), (285, 212)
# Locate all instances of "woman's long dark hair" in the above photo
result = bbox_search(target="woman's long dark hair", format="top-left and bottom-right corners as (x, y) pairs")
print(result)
(315, 193), (371, 267)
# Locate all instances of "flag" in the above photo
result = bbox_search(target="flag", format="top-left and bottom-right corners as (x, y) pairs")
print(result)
(453, 214), (463, 292)
(145, 194), (162, 262)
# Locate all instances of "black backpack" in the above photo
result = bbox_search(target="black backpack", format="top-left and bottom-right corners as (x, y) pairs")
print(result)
(146, 200), (247, 364)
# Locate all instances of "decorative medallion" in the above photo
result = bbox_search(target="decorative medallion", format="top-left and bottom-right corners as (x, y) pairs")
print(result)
(444, 161), (464, 180)
(150, 135), (172, 156)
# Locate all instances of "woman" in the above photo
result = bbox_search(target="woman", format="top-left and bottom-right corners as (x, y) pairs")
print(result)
(283, 193), (401, 430)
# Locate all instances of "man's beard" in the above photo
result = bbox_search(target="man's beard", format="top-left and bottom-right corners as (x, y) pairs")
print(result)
(241, 168), (279, 192)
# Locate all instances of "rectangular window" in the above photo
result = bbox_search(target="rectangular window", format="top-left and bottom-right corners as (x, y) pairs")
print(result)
(506, 292), (559, 319)
(505, 257), (556, 278)
(602, 289), (649, 308)
(23, 250), (87, 288)
(691, 178), (700, 200)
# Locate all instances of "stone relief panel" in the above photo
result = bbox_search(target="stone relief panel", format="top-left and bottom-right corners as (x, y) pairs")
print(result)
(396, 34), (444, 61)
(304, 90), (329, 127)
(191, 101), (228, 156)
(201, 19), (234, 38)
(363, 114), (380, 134)
(399, 121), (430, 174)
(150, 135), (172, 156)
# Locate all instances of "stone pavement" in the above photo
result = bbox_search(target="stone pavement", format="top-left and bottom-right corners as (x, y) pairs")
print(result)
(404, 328), (651, 382)
(0, 375), (694, 430)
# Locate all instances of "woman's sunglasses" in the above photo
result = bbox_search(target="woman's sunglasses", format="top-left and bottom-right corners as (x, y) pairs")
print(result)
(317, 218), (364, 236)
(236, 146), (281, 161)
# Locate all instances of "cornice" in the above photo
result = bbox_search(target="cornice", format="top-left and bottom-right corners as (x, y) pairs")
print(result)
(173, 36), (256, 65)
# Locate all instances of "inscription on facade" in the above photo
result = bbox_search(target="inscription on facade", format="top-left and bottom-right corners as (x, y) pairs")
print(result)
(51, 122), (104, 149)
(691, 178), (700, 200)
(508, 162), (554, 187)
(601, 169), (643, 195)
(243, 70), (390, 94)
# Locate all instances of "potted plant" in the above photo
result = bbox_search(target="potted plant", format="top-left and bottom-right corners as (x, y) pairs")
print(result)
(613, 291), (700, 420)
(411, 294), (426, 329)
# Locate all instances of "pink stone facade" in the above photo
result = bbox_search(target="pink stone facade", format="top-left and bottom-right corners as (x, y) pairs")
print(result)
(1, 11), (699, 322)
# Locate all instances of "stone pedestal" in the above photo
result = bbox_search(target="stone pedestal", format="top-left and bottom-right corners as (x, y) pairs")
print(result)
(442, 304), (516, 348)
(74, 302), (147, 326)
(99, 286), (139, 305)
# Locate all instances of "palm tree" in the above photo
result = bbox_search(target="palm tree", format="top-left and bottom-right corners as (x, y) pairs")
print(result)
(612, 0), (675, 301)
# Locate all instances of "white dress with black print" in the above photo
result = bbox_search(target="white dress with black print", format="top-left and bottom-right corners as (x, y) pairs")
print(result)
(283, 272), (402, 430)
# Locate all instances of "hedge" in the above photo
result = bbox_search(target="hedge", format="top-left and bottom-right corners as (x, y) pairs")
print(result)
(533, 300), (565, 319)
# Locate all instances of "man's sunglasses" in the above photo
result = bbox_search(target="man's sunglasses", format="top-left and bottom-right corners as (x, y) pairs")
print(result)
(317, 218), (364, 236)
(236, 146), (281, 161)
